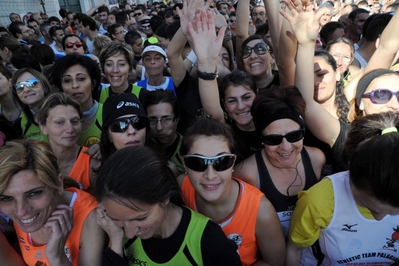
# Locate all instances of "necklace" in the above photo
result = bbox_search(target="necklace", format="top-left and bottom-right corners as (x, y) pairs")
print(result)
(81, 101), (98, 122)
(268, 154), (303, 196)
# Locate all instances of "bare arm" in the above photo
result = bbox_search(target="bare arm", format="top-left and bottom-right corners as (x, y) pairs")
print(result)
(188, 9), (226, 123)
(0, 229), (25, 265)
(233, 156), (259, 188)
(79, 210), (106, 266)
(86, 3), (107, 17)
(280, 0), (340, 147)
(235, 0), (250, 71)
(285, 239), (303, 266)
(255, 197), (286, 266)
(264, 0), (284, 60)
(166, 28), (188, 88)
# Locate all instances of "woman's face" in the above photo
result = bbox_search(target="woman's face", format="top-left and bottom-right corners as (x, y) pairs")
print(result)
(15, 72), (45, 108)
(103, 53), (130, 90)
(0, 48), (10, 62)
(142, 52), (165, 77)
(108, 114), (147, 150)
(360, 74), (399, 115)
(313, 56), (340, 104)
(102, 198), (167, 239)
(351, 183), (399, 221)
(185, 135), (234, 203)
(64, 36), (85, 55)
(223, 85), (256, 130)
(0, 72), (11, 97)
(40, 105), (82, 148)
(328, 42), (353, 74)
(146, 102), (178, 147)
(262, 119), (303, 168)
(242, 39), (272, 78)
(219, 46), (230, 69)
(61, 64), (94, 109)
(0, 170), (61, 233)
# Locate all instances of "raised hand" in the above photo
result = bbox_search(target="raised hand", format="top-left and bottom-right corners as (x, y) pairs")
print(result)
(188, 10), (226, 64)
(177, 0), (208, 37)
(280, 0), (326, 44)
(44, 205), (74, 264)
(96, 203), (124, 255)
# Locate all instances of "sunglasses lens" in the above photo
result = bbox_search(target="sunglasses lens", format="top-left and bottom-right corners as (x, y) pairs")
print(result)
(262, 130), (304, 146)
(109, 116), (148, 133)
(66, 42), (73, 48)
(373, 90), (392, 104)
(183, 155), (235, 172)
(285, 130), (305, 143)
(241, 47), (252, 59)
(254, 43), (268, 55)
(75, 42), (83, 48)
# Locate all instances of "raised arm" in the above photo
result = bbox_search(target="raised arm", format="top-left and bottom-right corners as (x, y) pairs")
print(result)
(166, 28), (189, 88)
(280, 0), (340, 147)
(235, 0), (250, 71)
(188, 10), (226, 123)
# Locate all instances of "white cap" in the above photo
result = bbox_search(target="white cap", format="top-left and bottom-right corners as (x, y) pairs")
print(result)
(141, 45), (167, 58)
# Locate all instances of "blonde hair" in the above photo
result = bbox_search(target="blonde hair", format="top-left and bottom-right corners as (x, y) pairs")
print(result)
(0, 139), (61, 194)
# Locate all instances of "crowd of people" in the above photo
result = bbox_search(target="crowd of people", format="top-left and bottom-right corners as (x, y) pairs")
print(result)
(1, 0), (399, 264)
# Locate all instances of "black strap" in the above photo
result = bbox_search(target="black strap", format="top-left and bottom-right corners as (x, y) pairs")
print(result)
(124, 236), (138, 250)
(183, 245), (198, 266)
(311, 240), (325, 266)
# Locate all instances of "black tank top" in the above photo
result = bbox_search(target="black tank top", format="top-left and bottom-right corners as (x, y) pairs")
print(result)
(255, 148), (318, 212)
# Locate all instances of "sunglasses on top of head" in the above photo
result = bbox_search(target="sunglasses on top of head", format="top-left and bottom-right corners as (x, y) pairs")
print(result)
(109, 116), (149, 133)
(362, 89), (399, 104)
(65, 42), (83, 49)
(183, 154), (236, 172)
(261, 129), (305, 146)
(241, 42), (269, 59)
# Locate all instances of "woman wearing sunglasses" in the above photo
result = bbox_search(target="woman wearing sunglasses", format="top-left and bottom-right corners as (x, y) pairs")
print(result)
(98, 42), (147, 105)
(62, 34), (99, 63)
(234, 87), (325, 238)
(11, 68), (51, 141)
(94, 145), (242, 266)
(51, 53), (103, 147)
(38, 93), (100, 191)
(286, 112), (399, 265)
(179, 118), (286, 265)
(100, 93), (179, 176)
(0, 139), (105, 265)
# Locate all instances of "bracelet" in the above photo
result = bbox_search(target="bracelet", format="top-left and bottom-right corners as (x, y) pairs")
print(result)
(197, 69), (218, 80)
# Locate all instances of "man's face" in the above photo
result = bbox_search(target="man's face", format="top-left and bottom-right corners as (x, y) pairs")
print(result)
(41, 13), (48, 21)
(78, 22), (88, 35)
(10, 14), (21, 22)
(349, 12), (369, 35)
(134, 10), (144, 20)
(28, 21), (40, 35)
(107, 14), (116, 26)
(141, 23), (153, 36)
(112, 26), (125, 42)
(50, 20), (60, 27)
(67, 14), (75, 24)
(219, 3), (229, 14)
(252, 6), (267, 27)
(53, 29), (65, 43)
(32, 14), (43, 25)
(99, 11), (108, 24)
(19, 25), (33, 41)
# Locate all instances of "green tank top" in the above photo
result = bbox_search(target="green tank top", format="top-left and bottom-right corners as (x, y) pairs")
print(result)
(99, 85), (142, 104)
(77, 103), (103, 147)
(170, 133), (184, 173)
(123, 208), (208, 265)
(21, 113), (48, 142)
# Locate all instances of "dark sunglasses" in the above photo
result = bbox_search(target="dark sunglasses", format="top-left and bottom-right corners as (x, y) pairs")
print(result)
(229, 19), (236, 23)
(109, 116), (149, 133)
(241, 42), (269, 59)
(261, 129), (305, 146)
(362, 89), (399, 104)
(13, 78), (39, 93)
(183, 154), (236, 172)
(66, 42), (83, 49)
(134, 13), (143, 16)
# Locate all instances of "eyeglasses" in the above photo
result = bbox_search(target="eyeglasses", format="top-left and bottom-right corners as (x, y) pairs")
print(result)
(13, 78), (39, 93)
(141, 24), (151, 29)
(241, 42), (269, 59)
(148, 116), (175, 126)
(109, 116), (149, 133)
(134, 13), (143, 17)
(362, 89), (399, 104)
(331, 54), (352, 64)
(65, 42), (83, 49)
(261, 129), (305, 146)
(183, 154), (236, 172)
(229, 19), (236, 23)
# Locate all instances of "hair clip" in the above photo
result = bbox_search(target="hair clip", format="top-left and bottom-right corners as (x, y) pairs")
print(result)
(381, 127), (398, 135)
